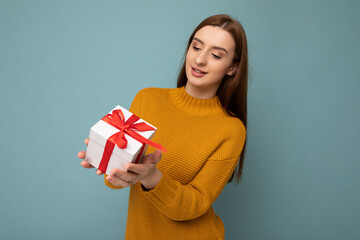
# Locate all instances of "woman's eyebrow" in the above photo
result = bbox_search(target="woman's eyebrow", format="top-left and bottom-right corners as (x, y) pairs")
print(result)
(193, 37), (228, 54)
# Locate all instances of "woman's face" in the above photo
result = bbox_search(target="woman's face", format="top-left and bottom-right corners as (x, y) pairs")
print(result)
(185, 25), (237, 95)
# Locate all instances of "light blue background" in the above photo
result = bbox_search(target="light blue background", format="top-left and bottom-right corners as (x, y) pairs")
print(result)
(1, 0), (359, 239)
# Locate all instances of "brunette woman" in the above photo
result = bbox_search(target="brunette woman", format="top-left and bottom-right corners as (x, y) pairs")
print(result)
(78, 14), (248, 239)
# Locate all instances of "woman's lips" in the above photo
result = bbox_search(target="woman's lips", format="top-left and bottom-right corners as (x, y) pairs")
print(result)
(191, 67), (207, 77)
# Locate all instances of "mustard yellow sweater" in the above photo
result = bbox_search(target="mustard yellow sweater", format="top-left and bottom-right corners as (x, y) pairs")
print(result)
(104, 86), (246, 240)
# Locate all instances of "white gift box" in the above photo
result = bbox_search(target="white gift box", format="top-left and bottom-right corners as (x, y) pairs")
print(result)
(85, 105), (156, 176)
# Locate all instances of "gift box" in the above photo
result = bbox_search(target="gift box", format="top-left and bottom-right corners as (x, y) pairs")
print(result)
(85, 105), (165, 176)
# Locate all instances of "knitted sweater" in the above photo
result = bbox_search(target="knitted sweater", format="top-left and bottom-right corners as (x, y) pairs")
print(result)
(104, 86), (246, 240)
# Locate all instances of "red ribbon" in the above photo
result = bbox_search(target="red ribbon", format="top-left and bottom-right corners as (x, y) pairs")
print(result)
(98, 109), (166, 173)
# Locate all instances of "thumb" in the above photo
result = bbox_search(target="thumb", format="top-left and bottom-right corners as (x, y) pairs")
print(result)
(153, 149), (163, 164)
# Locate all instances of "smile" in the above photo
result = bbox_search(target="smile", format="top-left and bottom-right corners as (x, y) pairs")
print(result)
(192, 67), (207, 74)
(191, 67), (208, 77)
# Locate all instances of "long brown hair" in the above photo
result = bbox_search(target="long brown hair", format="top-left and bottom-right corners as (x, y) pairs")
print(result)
(177, 14), (248, 184)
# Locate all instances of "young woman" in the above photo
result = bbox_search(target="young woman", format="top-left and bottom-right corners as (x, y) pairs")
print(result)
(78, 14), (248, 240)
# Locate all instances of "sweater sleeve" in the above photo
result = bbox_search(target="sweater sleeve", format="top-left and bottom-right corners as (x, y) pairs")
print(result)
(104, 88), (144, 189)
(142, 123), (246, 221)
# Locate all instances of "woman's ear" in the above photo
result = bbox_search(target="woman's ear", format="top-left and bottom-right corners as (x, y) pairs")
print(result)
(226, 64), (237, 76)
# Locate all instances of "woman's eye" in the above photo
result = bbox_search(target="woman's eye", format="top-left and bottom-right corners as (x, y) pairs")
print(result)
(192, 46), (200, 51)
(212, 53), (221, 59)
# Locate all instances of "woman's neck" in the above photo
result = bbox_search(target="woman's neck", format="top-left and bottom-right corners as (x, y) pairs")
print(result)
(184, 82), (220, 99)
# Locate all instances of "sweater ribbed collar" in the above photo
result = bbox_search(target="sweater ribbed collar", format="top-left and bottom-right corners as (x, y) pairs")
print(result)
(169, 86), (224, 116)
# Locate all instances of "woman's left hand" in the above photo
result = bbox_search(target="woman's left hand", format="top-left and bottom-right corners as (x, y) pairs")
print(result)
(105, 149), (163, 190)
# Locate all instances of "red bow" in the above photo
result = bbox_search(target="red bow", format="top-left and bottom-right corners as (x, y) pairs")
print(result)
(98, 109), (166, 173)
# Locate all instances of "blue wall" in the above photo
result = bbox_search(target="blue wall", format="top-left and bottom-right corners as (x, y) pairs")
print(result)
(0, 0), (359, 239)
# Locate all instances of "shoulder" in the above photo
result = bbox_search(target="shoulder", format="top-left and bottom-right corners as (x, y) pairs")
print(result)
(209, 115), (246, 160)
(133, 87), (172, 102)
(220, 114), (247, 139)
(224, 116), (246, 150)
(130, 87), (173, 116)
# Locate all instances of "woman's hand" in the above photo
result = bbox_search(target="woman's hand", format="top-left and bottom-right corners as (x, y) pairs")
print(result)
(77, 138), (103, 175)
(105, 149), (163, 190)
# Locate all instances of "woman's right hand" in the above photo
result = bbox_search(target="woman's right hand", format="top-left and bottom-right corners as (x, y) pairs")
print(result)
(77, 138), (103, 175)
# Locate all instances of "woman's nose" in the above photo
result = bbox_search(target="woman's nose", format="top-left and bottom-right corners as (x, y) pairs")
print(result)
(195, 52), (207, 66)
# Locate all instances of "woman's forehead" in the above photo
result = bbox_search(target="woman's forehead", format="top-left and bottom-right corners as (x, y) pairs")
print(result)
(193, 26), (236, 51)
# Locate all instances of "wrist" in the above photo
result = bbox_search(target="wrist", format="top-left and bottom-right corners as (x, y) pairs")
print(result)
(141, 168), (162, 190)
